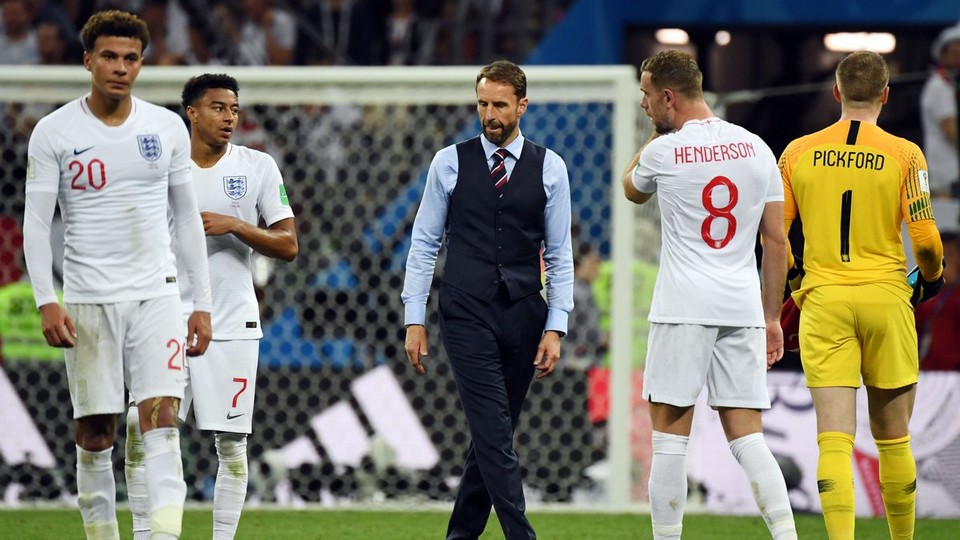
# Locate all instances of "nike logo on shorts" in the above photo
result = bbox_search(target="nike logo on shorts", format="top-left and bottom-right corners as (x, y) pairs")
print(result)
(73, 146), (94, 155)
(226, 412), (245, 420)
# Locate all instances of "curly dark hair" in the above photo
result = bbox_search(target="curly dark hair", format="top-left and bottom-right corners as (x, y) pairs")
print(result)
(80, 10), (149, 53)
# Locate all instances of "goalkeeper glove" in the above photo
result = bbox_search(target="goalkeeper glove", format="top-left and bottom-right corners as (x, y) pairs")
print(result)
(787, 256), (805, 292)
(909, 258), (946, 307)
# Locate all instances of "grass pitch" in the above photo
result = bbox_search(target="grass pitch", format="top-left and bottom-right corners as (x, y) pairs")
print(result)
(1, 508), (959, 539)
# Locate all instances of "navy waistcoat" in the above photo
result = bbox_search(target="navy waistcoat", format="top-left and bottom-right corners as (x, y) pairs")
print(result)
(442, 136), (547, 302)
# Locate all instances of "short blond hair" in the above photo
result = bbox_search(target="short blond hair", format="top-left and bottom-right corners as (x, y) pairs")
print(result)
(835, 51), (889, 106)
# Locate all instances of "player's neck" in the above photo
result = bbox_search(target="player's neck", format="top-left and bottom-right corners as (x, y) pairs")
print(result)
(839, 108), (880, 125)
(85, 92), (133, 127)
(192, 141), (229, 168)
(673, 100), (716, 128)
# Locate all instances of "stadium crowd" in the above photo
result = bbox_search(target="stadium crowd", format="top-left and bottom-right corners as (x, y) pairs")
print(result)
(0, 0), (573, 67)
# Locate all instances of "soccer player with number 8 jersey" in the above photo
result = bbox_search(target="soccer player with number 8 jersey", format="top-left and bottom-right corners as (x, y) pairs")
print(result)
(779, 51), (945, 539)
(22, 10), (213, 540)
(622, 50), (797, 540)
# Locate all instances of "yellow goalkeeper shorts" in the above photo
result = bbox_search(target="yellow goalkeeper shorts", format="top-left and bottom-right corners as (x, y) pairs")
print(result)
(798, 283), (918, 389)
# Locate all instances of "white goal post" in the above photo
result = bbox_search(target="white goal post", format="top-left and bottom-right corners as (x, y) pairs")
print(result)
(0, 65), (642, 510)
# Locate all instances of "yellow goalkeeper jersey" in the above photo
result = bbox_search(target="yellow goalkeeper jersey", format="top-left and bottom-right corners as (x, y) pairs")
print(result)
(779, 119), (935, 294)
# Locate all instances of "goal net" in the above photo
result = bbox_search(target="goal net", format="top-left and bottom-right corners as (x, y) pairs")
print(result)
(0, 65), (656, 509)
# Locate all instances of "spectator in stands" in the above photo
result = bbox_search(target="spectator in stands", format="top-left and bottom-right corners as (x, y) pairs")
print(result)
(198, 2), (243, 66)
(0, 0), (39, 64)
(138, 0), (189, 65)
(916, 232), (960, 371)
(385, 0), (420, 65)
(298, 0), (381, 65)
(451, 0), (502, 64)
(921, 23), (960, 199)
(36, 20), (71, 64)
(237, 0), (296, 65)
(24, 0), (76, 43)
(412, 0), (443, 65)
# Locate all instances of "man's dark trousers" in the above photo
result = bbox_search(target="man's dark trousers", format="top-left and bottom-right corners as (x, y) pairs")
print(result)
(440, 282), (546, 540)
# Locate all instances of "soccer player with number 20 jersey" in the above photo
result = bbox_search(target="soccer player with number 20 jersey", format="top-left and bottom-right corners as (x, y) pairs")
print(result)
(22, 10), (212, 540)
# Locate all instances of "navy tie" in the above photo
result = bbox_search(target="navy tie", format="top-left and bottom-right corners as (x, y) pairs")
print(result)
(491, 149), (509, 189)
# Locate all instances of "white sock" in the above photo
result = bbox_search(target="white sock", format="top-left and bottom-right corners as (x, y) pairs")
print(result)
(648, 431), (688, 540)
(124, 407), (151, 540)
(729, 432), (798, 540)
(76, 445), (120, 540)
(143, 427), (186, 540)
(213, 433), (249, 540)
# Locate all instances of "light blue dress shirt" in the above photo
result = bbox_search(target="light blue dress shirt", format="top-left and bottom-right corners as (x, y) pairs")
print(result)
(401, 131), (574, 334)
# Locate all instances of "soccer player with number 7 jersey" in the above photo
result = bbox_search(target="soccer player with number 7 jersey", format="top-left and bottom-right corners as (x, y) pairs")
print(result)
(22, 10), (212, 540)
(779, 51), (945, 540)
(622, 50), (797, 540)
(124, 73), (298, 540)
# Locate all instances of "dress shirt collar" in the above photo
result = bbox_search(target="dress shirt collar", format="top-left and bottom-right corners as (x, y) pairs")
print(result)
(481, 130), (525, 161)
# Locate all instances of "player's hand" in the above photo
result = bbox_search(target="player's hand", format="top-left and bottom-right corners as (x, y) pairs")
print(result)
(765, 320), (784, 369)
(910, 259), (946, 307)
(39, 303), (76, 348)
(200, 212), (238, 237)
(787, 256), (805, 292)
(186, 310), (212, 356)
(533, 331), (562, 379)
(405, 324), (428, 375)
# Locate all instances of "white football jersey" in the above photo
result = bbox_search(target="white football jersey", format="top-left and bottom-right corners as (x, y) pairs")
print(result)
(178, 144), (294, 340)
(26, 96), (191, 304)
(632, 118), (783, 326)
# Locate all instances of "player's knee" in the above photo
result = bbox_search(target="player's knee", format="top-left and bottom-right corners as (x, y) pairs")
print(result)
(215, 432), (248, 474)
(76, 415), (116, 451)
(138, 397), (181, 431)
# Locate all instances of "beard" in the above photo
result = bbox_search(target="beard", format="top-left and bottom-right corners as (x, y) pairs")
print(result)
(653, 122), (674, 134)
(483, 119), (517, 146)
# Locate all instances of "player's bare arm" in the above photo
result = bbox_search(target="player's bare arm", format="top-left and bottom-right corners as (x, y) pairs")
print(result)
(201, 212), (298, 262)
(759, 201), (788, 366)
(404, 324), (428, 376)
(622, 132), (659, 204)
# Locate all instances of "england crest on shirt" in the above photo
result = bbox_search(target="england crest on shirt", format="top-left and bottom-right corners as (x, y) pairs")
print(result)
(137, 134), (162, 162)
(224, 176), (247, 199)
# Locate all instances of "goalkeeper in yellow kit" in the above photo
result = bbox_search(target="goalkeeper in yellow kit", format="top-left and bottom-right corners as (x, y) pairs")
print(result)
(778, 51), (945, 540)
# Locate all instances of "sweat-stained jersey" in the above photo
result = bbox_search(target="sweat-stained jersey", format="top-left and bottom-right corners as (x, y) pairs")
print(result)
(778, 120), (934, 302)
(25, 95), (191, 304)
(176, 144), (294, 340)
(632, 117), (784, 327)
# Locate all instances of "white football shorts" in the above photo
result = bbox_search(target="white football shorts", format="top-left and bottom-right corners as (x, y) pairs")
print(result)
(65, 295), (187, 419)
(643, 323), (771, 409)
(179, 339), (259, 433)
